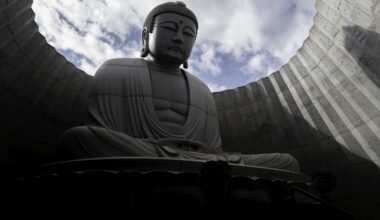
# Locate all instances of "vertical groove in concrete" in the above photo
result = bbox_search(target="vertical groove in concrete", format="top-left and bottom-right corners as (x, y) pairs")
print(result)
(1, 0), (380, 218)
(0, 0), (92, 166)
(214, 0), (380, 218)
(216, 0), (380, 168)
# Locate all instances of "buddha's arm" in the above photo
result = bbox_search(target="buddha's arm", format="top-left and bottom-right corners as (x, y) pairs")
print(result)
(87, 58), (141, 132)
(145, 138), (216, 153)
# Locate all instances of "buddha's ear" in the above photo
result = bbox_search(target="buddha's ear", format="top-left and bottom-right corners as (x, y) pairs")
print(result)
(140, 27), (149, 57)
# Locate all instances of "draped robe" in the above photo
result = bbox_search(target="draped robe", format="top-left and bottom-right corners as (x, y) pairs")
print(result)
(55, 58), (299, 172)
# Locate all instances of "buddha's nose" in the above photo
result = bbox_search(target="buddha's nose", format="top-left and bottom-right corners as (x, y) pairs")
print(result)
(173, 31), (184, 44)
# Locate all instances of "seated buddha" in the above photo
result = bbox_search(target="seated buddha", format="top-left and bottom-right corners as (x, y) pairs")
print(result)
(54, 1), (299, 172)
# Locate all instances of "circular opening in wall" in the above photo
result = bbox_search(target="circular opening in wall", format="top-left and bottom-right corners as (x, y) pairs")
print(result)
(32, 0), (316, 91)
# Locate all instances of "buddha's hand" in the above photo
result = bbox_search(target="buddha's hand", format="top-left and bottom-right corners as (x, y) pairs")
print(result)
(149, 138), (213, 153)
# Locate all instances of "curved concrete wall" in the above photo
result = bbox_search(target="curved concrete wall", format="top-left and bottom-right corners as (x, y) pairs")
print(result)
(214, 0), (380, 218)
(1, 0), (380, 219)
(0, 0), (91, 166)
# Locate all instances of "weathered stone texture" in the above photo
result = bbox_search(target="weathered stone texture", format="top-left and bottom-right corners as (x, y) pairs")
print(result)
(1, 0), (380, 219)
(0, 0), (91, 166)
(214, 0), (380, 219)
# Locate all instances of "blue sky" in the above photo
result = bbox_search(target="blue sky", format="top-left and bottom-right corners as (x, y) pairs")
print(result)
(32, 0), (315, 91)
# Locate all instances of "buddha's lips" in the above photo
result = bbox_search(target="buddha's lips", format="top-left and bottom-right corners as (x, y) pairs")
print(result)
(169, 47), (183, 53)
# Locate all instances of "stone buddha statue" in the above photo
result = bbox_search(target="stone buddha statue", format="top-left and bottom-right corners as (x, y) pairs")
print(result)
(55, 1), (299, 172)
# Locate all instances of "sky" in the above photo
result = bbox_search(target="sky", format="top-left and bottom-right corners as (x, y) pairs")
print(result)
(32, 0), (316, 92)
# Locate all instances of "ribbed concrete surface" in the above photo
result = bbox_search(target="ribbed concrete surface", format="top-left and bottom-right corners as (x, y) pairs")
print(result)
(214, 0), (380, 218)
(1, 0), (380, 219)
(0, 0), (91, 166)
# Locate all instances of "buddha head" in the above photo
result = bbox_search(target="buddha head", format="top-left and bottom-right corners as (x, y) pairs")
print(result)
(140, 1), (198, 68)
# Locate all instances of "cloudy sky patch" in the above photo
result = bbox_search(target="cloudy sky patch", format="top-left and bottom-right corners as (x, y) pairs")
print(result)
(32, 0), (315, 92)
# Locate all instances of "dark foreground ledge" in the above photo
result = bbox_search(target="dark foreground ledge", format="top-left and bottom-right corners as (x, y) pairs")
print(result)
(16, 157), (311, 182)
(2, 157), (358, 219)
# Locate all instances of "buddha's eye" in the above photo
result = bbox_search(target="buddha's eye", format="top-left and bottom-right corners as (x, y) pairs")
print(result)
(183, 28), (195, 37)
(183, 31), (194, 37)
(159, 23), (177, 31)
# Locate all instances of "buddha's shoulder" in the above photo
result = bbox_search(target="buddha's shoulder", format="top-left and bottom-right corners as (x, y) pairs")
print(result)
(94, 58), (148, 78)
(101, 58), (147, 67)
(183, 70), (211, 93)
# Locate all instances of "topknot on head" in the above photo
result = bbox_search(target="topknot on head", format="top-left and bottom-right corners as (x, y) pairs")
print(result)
(143, 1), (198, 33)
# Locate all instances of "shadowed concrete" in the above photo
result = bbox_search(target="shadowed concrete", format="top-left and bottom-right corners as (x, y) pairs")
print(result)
(214, 1), (380, 219)
(1, 0), (380, 219)
(0, 0), (91, 166)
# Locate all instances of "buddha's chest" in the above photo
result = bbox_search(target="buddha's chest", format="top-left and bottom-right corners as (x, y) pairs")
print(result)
(149, 70), (190, 126)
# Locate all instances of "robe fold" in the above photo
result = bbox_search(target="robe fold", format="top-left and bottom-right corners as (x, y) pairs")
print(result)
(56, 58), (299, 172)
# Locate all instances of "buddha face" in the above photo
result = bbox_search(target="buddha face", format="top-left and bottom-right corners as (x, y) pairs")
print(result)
(145, 12), (197, 67)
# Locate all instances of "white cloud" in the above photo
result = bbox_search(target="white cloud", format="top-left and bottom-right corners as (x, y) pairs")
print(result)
(32, 0), (315, 87)
(32, 0), (145, 75)
(207, 83), (227, 92)
(190, 43), (222, 77)
(241, 52), (279, 82)
(247, 54), (266, 73)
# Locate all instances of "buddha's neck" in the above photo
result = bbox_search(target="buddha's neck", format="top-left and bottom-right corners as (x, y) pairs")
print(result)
(144, 55), (181, 70)
(145, 59), (182, 75)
